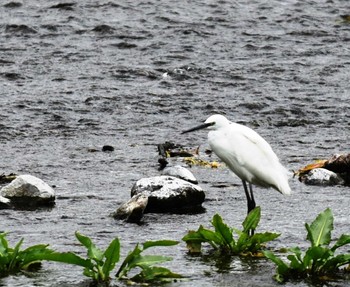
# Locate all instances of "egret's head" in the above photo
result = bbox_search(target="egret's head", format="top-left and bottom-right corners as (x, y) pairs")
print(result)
(182, 114), (230, 134)
(204, 114), (230, 130)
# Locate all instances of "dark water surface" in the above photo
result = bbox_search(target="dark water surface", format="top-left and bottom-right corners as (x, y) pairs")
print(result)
(1, 1), (350, 286)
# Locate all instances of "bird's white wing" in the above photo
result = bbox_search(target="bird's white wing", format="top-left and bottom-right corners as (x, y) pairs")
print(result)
(208, 123), (290, 193)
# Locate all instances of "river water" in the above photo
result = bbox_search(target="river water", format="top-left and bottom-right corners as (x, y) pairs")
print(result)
(1, 1), (349, 286)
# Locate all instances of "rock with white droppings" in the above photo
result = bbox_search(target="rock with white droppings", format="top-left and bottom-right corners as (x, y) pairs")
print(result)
(162, 165), (198, 184)
(131, 176), (205, 213)
(299, 168), (345, 186)
(0, 175), (55, 207)
(112, 193), (148, 223)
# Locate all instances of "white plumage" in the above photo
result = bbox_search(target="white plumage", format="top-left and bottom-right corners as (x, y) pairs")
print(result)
(182, 114), (291, 222)
(205, 115), (291, 195)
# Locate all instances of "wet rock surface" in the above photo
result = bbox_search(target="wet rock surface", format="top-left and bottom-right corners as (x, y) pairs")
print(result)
(112, 193), (148, 223)
(296, 154), (350, 186)
(299, 168), (345, 186)
(161, 165), (198, 184)
(131, 176), (205, 213)
(0, 175), (55, 207)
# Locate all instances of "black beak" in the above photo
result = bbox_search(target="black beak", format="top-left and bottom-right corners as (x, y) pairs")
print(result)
(181, 122), (214, 134)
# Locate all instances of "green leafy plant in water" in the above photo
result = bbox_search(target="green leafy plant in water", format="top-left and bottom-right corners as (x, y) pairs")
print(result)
(116, 239), (182, 283)
(72, 232), (120, 283)
(51, 233), (181, 285)
(0, 232), (49, 277)
(1, 231), (182, 285)
(182, 207), (280, 256)
(0, 232), (86, 278)
(263, 208), (350, 283)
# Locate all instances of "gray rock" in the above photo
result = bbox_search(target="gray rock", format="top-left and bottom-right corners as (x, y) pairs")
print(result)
(0, 195), (11, 209)
(299, 168), (345, 186)
(112, 193), (148, 223)
(162, 165), (198, 184)
(0, 174), (55, 206)
(131, 175), (205, 213)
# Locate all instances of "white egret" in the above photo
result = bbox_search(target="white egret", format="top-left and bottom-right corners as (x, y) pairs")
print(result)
(182, 114), (291, 219)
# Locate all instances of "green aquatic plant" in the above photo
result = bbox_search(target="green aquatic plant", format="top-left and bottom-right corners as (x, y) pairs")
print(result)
(0, 232), (86, 278)
(58, 233), (182, 284)
(182, 207), (280, 256)
(264, 208), (350, 283)
(0, 232), (48, 277)
(0, 231), (182, 285)
(71, 232), (120, 283)
(116, 239), (182, 283)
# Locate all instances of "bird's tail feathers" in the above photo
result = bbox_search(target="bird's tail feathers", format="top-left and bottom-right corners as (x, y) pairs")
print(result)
(278, 182), (291, 195)
(275, 171), (291, 195)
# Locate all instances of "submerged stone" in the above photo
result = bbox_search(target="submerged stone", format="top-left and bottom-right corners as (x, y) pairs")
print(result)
(299, 168), (345, 186)
(131, 175), (205, 213)
(0, 174), (55, 207)
(112, 193), (148, 223)
(162, 165), (198, 184)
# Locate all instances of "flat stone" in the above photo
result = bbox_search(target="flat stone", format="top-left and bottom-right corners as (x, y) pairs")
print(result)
(131, 175), (205, 213)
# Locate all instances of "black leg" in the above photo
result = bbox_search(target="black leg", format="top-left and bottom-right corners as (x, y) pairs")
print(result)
(248, 183), (256, 212)
(242, 180), (256, 236)
(242, 180), (256, 214)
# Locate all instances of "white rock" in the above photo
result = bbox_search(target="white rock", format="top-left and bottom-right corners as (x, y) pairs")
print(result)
(1, 175), (55, 205)
(0, 195), (11, 209)
(162, 165), (198, 184)
(131, 175), (205, 212)
(299, 168), (345, 186)
(0, 195), (10, 204)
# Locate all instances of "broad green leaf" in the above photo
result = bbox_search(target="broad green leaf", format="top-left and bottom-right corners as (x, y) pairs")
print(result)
(263, 250), (289, 275)
(182, 229), (207, 243)
(131, 266), (182, 283)
(25, 251), (93, 268)
(131, 255), (173, 268)
(242, 206), (261, 233)
(232, 227), (243, 237)
(143, 240), (178, 250)
(198, 228), (223, 248)
(75, 232), (103, 262)
(211, 214), (233, 246)
(182, 230), (205, 253)
(289, 246), (303, 264)
(20, 244), (52, 267)
(304, 246), (332, 271)
(287, 254), (305, 271)
(331, 234), (350, 252)
(239, 232), (279, 254)
(9, 238), (23, 270)
(116, 244), (142, 278)
(236, 231), (249, 252)
(0, 233), (9, 254)
(250, 232), (280, 245)
(102, 238), (120, 276)
(321, 254), (350, 271)
(183, 225), (223, 246)
(306, 208), (333, 247)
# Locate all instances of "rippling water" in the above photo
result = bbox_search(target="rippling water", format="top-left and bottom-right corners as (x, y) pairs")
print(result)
(1, 1), (350, 286)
